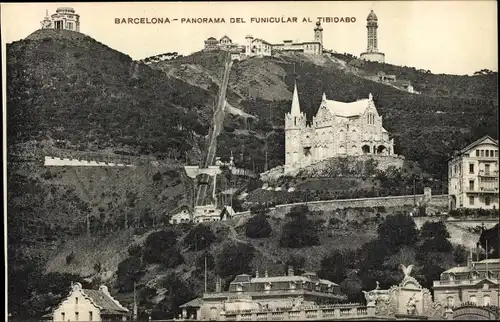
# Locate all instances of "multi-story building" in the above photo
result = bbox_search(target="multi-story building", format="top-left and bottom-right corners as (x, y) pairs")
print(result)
(179, 268), (346, 320)
(40, 7), (80, 32)
(448, 135), (499, 210)
(43, 283), (129, 321)
(284, 83), (396, 172)
(433, 257), (500, 308)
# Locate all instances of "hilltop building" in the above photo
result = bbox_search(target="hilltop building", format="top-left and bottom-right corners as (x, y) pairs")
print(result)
(203, 22), (323, 59)
(367, 71), (420, 94)
(43, 283), (128, 321)
(40, 7), (80, 32)
(433, 257), (500, 308)
(284, 83), (396, 172)
(448, 135), (499, 210)
(360, 10), (385, 63)
(178, 268), (346, 320)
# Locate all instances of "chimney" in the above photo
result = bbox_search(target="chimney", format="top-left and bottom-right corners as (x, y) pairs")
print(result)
(264, 269), (268, 278)
(255, 270), (259, 278)
(215, 277), (221, 293)
(288, 266), (294, 276)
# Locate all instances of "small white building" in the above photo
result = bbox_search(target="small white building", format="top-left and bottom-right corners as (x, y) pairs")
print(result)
(169, 205), (192, 225)
(45, 282), (128, 321)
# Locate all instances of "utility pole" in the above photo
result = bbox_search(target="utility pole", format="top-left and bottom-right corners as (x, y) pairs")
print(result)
(413, 176), (416, 206)
(204, 256), (208, 293)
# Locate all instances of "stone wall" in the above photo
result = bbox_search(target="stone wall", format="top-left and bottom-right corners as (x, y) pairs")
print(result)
(235, 192), (449, 219)
(44, 156), (134, 167)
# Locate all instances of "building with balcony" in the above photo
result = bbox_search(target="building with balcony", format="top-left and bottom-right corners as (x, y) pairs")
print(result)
(448, 135), (499, 210)
(433, 257), (500, 309)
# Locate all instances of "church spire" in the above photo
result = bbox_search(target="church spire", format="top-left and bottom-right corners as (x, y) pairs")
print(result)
(322, 92), (327, 101)
(290, 82), (301, 116)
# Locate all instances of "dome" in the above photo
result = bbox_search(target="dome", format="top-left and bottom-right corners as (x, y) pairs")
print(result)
(367, 10), (378, 21)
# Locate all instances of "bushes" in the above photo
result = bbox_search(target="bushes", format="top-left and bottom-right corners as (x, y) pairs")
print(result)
(245, 213), (272, 238)
(217, 243), (255, 278)
(280, 205), (322, 248)
(142, 229), (183, 268)
(184, 224), (216, 251)
(116, 256), (145, 292)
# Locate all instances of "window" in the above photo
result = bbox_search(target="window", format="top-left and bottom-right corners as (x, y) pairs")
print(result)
(447, 297), (454, 308)
(75, 297), (78, 304)
(89, 312), (93, 321)
(483, 295), (490, 306)
(294, 117), (297, 126)
(485, 164), (490, 175)
(469, 180), (475, 191)
(476, 150), (480, 156)
(481, 150), (484, 157)
(495, 150), (498, 157)
(469, 196), (475, 205)
(470, 295), (477, 304)
(75, 312), (79, 321)
(485, 196), (491, 206)
(486, 150), (489, 157)
(469, 163), (475, 174)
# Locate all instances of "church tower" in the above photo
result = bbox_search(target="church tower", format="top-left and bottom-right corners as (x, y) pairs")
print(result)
(40, 9), (52, 29)
(314, 21), (323, 46)
(359, 10), (385, 63)
(285, 82), (307, 170)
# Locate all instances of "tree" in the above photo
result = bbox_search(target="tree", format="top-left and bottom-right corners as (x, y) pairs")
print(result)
(152, 273), (196, 319)
(116, 256), (145, 292)
(217, 243), (255, 278)
(142, 229), (184, 267)
(184, 224), (216, 251)
(376, 213), (418, 252)
(280, 205), (321, 248)
(318, 250), (348, 283)
(420, 221), (450, 239)
(284, 255), (306, 276)
(479, 224), (499, 258)
(245, 213), (272, 238)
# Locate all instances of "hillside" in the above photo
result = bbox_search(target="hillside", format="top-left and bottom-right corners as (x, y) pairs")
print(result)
(151, 51), (498, 179)
(7, 29), (219, 160)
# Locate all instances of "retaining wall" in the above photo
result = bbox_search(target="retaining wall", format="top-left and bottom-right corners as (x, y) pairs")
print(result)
(44, 156), (134, 167)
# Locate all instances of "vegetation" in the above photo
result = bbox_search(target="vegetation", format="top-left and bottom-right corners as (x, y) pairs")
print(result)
(184, 224), (216, 251)
(280, 205), (323, 248)
(245, 208), (272, 238)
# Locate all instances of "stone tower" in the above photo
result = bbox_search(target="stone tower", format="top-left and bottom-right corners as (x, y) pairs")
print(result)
(284, 82), (307, 170)
(245, 35), (254, 56)
(314, 21), (323, 46)
(360, 10), (385, 63)
(40, 9), (52, 29)
(366, 10), (378, 52)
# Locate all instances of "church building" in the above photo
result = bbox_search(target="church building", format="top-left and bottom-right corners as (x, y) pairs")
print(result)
(284, 83), (395, 172)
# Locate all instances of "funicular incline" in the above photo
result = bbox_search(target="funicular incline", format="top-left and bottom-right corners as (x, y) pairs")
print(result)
(195, 52), (233, 206)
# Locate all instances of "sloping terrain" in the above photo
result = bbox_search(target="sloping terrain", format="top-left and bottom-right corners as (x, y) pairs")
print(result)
(150, 51), (498, 178)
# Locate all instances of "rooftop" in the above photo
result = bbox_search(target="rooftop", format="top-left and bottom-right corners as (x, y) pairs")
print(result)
(323, 97), (370, 118)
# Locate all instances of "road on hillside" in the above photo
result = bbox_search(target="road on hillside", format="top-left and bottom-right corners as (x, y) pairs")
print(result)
(195, 53), (233, 206)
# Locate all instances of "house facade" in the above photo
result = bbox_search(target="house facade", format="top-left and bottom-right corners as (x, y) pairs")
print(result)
(48, 283), (128, 321)
(179, 268), (346, 321)
(448, 135), (499, 210)
(433, 258), (500, 308)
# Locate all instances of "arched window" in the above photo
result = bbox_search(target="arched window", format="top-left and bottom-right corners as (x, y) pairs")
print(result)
(483, 295), (490, 306)
(469, 295), (477, 304)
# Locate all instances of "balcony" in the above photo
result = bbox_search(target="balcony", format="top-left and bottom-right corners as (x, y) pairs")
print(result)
(479, 170), (499, 178)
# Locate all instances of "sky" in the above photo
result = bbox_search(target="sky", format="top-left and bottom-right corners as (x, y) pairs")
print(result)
(1, 1), (498, 75)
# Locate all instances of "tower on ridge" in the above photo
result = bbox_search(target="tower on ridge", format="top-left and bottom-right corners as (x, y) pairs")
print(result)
(359, 10), (385, 63)
(314, 21), (323, 46)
